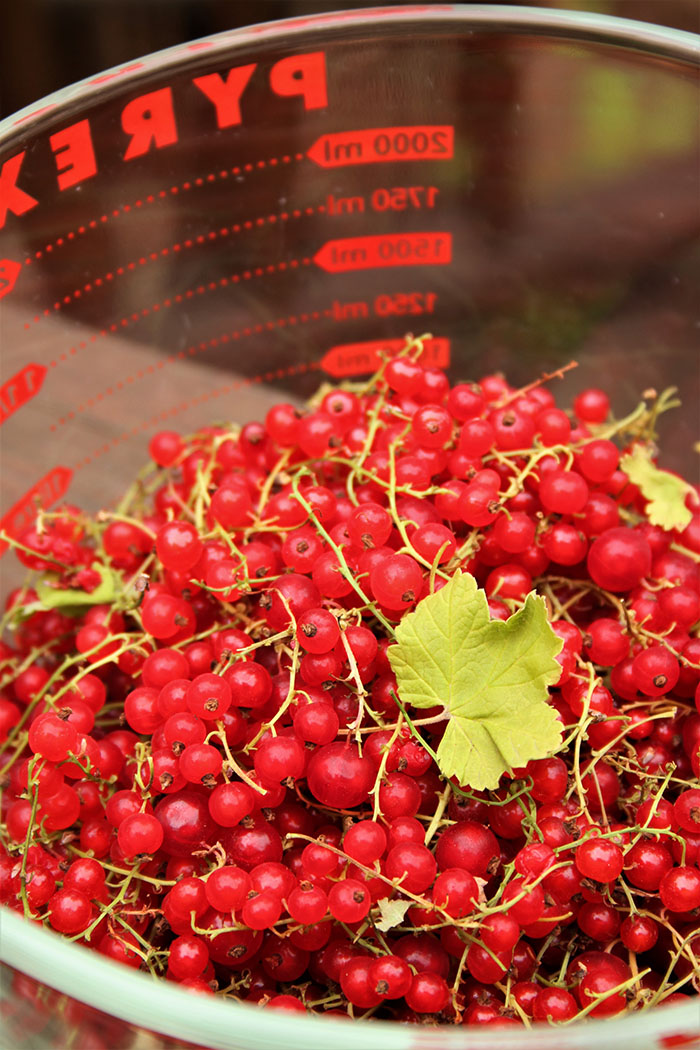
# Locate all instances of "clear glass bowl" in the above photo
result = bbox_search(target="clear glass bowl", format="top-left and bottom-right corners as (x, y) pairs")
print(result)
(1, 5), (698, 1049)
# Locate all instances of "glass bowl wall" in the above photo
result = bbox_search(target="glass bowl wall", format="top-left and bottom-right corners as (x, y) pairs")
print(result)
(1, 6), (699, 1049)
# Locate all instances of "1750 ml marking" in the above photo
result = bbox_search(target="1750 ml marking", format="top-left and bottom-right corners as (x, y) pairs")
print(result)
(326, 186), (439, 215)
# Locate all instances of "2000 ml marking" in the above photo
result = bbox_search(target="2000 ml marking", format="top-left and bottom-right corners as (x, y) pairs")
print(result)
(307, 126), (453, 168)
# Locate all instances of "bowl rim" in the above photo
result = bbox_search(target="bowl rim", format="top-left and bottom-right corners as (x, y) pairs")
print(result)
(2, 906), (698, 1048)
(0, 2), (698, 145)
(1, 5), (699, 1046)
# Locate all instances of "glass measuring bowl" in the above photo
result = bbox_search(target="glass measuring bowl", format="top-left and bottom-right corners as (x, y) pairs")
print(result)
(0, 5), (698, 1049)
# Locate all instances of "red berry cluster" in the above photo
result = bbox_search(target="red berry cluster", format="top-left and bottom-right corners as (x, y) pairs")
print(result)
(1, 343), (699, 1028)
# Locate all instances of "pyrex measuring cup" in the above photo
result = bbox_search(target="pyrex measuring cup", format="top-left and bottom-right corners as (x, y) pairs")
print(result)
(1, 5), (699, 556)
(1, 6), (699, 1050)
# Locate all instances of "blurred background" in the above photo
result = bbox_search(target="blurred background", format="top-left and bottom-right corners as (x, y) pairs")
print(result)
(2, 0), (699, 118)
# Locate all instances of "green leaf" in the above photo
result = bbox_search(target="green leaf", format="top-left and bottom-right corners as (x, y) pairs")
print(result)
(388, 572), (563, 791)
(36, 564), (119, 610)
(620, 445), (693, 531)
(375, 898), (411, 932)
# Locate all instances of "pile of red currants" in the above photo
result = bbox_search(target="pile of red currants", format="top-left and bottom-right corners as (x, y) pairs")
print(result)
(0, 342), (698, 1027)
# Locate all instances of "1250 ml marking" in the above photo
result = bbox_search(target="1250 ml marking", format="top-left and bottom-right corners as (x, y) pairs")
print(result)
(331, 292), (437, 320)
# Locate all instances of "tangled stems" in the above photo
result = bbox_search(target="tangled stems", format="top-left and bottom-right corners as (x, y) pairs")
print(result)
(289, 471), (396, 638)
(1, 341), (698, 1026)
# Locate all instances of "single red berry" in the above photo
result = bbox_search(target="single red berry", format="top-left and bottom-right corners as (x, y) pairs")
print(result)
(186, 673), (232, 721)
(296, 608), (340, 654)
(573, 388), (610, 423)
(674, 789), (700, 834)
(587, 527), (652, 593)
(328, 879), (371, 923)
(156, 521), (203, 573)
(432, 868), (478, 918)
(205, 865), (251, 911)
(620, 914), (658, 953)
(340, 956), (382, 1009)
(48, 888), (93, 934)
(254, 736), (306, 786)
(435, 821), (499, 877)
(117, 812), (164, 858)
(405, 971), (450, 1014)
(659, 866), (700, 912)
(149, 430), (183, 467)
(532, 986), (578, 1023)
(369, 954), (413, 999)
(574, 838), (623, 884)
(306, 742), (375, 810)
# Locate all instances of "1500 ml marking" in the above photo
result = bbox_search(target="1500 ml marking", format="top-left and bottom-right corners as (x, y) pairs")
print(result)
(314, 233), (451, 273)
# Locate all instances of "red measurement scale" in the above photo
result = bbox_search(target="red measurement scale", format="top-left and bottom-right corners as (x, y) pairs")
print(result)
(307, 125), (454, 167)
(322, 337), (450, 378)
(0, 467), (73, 556)
(314, 233), (452, 273)
(0, 31), (459, 560)
(0, 363), (47, 424)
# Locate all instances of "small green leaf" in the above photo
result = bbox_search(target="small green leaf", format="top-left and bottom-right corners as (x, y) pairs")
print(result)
(375, 897), (411, 932)
(620, 445), (693, 531)
(388, 572), (563, 791)
(36, 564), (118, 610)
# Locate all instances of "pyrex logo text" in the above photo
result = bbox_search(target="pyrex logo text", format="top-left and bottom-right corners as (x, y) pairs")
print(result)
(0, 51), (327, 228)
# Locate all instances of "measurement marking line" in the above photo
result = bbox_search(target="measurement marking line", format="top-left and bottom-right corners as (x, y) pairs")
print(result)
(41, 257), (312, 370)
(50, 307), (334, 431)
(22, 152), (307, 266)
(72, 360), (322, 471)
(24, 204), (324, 325)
